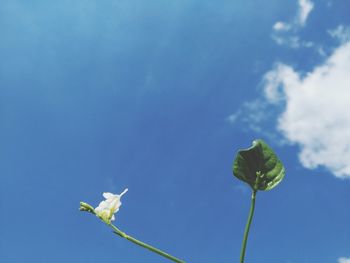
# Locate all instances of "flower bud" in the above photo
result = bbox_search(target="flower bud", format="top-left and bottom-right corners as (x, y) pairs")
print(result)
(79, 202), (95, 213)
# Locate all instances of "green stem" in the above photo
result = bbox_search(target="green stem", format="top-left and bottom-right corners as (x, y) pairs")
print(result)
(240, 190), (257, 263)
(109, 223), (185, 263)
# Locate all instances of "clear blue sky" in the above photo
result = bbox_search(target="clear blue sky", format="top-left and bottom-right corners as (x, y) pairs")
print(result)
(1, 1), (350, 263)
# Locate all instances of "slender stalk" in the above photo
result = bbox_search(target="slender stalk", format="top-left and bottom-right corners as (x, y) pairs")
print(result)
(79, 202), (185, 263)
(240, 190), (257, 263)
(109, 223), (185, 263)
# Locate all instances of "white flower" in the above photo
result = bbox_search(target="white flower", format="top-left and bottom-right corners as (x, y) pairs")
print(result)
(94, 188), (128, 223)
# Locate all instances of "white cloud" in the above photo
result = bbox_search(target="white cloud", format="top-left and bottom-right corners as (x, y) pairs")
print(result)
(317, 46), (327, 57)
(263, 41), (350, 178)
(329, 25), (350, 43)
(339, 257), (350, 263)
(227, 100), (269, 128)
(272, 35), (314, 49)
(272, 0), (314, 48)
(297, 0), (314, 26)
(226, 111), (241, 124)
(273, 0), (314, 30)
(272, 35), (300, 48)
(263, 64), (299, 104)
(226, 100), (284, 143)
(273, 22), (291, 32)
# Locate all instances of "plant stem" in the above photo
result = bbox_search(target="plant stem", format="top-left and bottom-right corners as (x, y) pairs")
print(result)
(240, 190), (257, 263)
(109, 223), (186, 263)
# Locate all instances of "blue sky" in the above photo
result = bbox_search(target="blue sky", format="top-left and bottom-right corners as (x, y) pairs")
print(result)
(1, 1), (350, 262)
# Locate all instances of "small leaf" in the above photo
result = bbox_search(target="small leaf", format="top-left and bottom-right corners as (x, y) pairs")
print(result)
(233, 139), (285, 191)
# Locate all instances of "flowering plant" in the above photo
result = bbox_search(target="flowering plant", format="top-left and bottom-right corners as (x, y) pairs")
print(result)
(80, 139), (285, 263)
(80, 189), (185, 263)
(94, 189), (128, 223)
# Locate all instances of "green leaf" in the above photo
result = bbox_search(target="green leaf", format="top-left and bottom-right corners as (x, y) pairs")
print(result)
(233, 139), (285, 191)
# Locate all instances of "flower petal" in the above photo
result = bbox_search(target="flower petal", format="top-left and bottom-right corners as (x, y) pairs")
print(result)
(120, 188), (128, 197)
(103, 192), (115, 199)
(95, 189), (128, 222)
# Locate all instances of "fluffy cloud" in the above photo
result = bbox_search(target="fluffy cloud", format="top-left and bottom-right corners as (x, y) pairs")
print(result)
(263, 41), (350, 178)
(339, 258), (350, 263)
(272, 0), (314, 48)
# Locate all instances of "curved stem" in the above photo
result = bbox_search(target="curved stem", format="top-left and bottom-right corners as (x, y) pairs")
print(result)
(240, 190), (257, 263)
(109, 224), (185, 263)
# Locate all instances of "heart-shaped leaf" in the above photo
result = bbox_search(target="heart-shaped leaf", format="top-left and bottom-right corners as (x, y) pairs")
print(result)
(233, 139), (285, 191)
